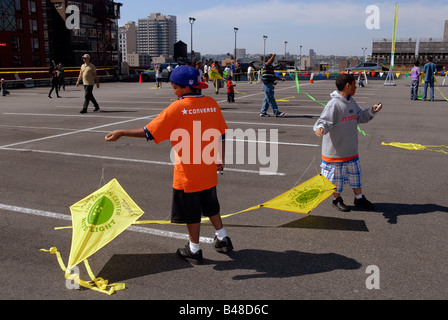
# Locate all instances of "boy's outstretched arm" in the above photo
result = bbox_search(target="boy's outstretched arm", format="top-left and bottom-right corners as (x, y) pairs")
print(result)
(105, 128), (146, 141)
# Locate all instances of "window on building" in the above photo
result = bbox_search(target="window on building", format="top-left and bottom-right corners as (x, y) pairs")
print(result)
(0, 0), (16, 31)
(31, 38), (39, 51)
(29, 19), (38, 33)
(16, 18), (23, 31)
(13, 55), (22, 67)
(32, 55), (41, 66)
(84, 4), (93, 14)
(28, 1), (37, 14)
(11, 37), (20, 51)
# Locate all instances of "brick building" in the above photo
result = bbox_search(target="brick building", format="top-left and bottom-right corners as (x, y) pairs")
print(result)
(0, 0), (121, 69)
(0, 0), (47, 68)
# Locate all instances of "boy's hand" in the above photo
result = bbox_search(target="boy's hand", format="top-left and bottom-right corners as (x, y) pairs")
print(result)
(105, 130), (123, 141)
(315, 127), (324, 138)
(373, 103), (382, 113)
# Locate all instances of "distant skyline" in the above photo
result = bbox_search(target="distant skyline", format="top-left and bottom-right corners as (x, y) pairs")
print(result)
(117, 0), (448, 57)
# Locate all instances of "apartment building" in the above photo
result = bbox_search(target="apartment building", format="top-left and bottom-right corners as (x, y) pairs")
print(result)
(137, 13), (177, 58)
(118, 21), (136, 63)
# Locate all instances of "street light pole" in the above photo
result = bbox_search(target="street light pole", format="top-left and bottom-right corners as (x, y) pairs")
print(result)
(284, 41), (288, 61)
(234, 27), (239, 60)
(299, 45), (302, 70)
(189, 17), (196, 62)
(263, 35), (268, 65)
(362, 47), (367, 62)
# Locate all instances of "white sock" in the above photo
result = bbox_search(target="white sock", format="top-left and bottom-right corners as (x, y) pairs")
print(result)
(189, 242), (201, 253)
(355, 194), (363, 200)
(215, 228), (228, 241)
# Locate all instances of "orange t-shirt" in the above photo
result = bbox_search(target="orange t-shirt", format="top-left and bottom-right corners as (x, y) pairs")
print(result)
(145, 95), (228, 193)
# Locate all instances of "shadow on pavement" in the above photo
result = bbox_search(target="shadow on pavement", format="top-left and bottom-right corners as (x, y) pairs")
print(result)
(374, 202), (448, 224)
(213, 249), (362, 280)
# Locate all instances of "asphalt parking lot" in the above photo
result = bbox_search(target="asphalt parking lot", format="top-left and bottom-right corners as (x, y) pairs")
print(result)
(1, 75), (448, 306)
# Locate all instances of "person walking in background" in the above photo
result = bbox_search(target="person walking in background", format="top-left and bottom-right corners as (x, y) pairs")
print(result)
(227, 75), (236, 103)
(76, 54), (100, 114)
(410, 61), (421, 100)
(260, 54), (285, 117)
(247, 64), (253, 83)
(57, 63), (66, 91)
(1, 78), (7, 96)
(155, 64), (163, 89)
(211, 61), (222, 95)
(422, 57), (437, 101)
(48, 60), (61, 99)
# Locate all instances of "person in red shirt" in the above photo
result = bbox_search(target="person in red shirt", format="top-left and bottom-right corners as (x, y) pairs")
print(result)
(227, 75), (236, 103)
(105, 66), (233, 264)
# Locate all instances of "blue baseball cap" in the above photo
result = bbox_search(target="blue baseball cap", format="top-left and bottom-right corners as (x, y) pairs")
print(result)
(170, 65), (208, 89)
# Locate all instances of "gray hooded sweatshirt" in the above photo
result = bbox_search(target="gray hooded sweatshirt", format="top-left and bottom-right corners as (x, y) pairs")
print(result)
(313, 90), (375, 160)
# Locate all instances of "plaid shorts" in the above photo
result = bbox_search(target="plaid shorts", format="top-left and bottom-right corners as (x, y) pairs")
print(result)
(320, 158), (362, 193)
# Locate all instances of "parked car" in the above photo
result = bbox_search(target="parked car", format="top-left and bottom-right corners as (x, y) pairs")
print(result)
(344, 62), (388, 72)
(141, 62), (178, 82)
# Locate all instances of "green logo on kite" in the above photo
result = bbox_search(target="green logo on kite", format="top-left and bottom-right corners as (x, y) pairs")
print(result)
(88, 196), (114, 225)
(295, 189), (320, 204)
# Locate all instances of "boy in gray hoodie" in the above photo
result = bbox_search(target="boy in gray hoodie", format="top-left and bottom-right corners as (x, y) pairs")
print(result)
(314, 74), (382, 211)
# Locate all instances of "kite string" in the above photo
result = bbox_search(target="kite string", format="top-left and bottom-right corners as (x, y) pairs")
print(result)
(98, 167), (106, 189)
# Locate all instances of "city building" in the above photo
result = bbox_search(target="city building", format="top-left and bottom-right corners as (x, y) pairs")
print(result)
(137, 13), (177, 58)
(48, 0), (121, 67)
(127, 53), (150, 67)
(370, 20), (448, 70)
(118, 21), (136, 63)
(0, 0), (47, 68)
(444, 20), (448, 42)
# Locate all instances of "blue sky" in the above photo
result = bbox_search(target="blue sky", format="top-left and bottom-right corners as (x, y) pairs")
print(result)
(117, 0), (448, 56)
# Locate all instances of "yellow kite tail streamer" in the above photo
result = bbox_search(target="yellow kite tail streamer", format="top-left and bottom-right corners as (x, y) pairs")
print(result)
(133, 206), (262, 225)
(40, 247), (125, 295)
(382, 142), (448, 155)
(435, 78), (448, 102)
(133, 175), (336, 226)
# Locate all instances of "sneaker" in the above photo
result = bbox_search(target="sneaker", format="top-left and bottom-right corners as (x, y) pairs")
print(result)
(79, 109), (87, 114)
(214, 236), (233, 254)
(93, 106), (100, 112)
(332, 197), (350, 212)
(275, 112), (286, 117)
(354, 195), (375, 211)
(176, 245), (203, 265)
(260, 112), (270, 117)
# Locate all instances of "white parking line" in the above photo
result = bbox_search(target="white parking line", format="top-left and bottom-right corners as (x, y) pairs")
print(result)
(0, 203), (214, 243)
(0, 147), (287, 176)
(0, 115), (157, 149)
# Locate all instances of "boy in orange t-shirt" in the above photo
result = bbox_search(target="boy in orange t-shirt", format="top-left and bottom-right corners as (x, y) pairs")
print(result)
(105, 66), (232, 264)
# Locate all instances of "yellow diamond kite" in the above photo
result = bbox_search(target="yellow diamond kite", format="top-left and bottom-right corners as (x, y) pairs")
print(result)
(41, 178), (144, 295)
(68, 178), (144, 268)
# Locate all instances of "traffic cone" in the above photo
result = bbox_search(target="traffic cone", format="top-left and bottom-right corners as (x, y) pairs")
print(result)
(139, 73), (143, 83)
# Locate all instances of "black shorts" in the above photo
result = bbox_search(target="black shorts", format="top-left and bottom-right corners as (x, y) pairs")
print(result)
(171, 187), (220, 224)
